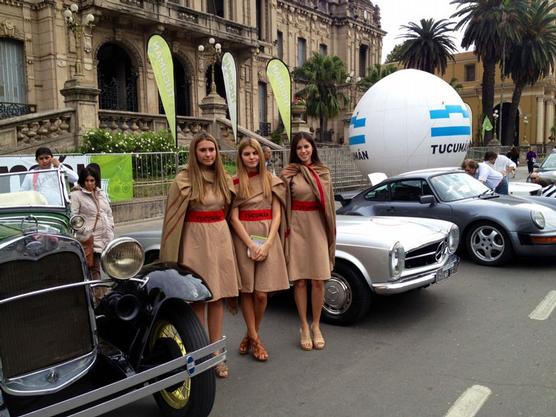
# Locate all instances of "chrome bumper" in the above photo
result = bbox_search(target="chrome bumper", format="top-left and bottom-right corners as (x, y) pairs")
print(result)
(19, 337), (227, 417)
(372, 255), (459, 295)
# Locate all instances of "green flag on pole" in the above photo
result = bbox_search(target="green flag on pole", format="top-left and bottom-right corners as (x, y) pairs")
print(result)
(482, 115), (493, 133)
(266, 59), (292, 142)
(147, 35), (176, 145)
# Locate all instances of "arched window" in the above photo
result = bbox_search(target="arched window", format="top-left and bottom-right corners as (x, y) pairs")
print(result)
(97, 43), (138, 112)
(0, 38), (28, 119)
(159, 55), (192, 116)
(207, 0), (224, 17)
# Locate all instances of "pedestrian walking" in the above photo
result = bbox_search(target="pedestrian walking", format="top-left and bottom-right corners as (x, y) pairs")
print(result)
(159, 132), (240, 378)
(281, 132), (336, 351)
(230, 138), (290, 362)
(526, 148), (538, 174)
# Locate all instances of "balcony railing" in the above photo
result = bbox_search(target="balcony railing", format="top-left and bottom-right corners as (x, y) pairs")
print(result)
(0, 102), (37, 120)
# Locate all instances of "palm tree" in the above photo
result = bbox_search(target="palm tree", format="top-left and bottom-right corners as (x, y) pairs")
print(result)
(451, 0), (526, 144)
(293, 53), (348, 141)
(385, 42), (407, 63)
(358, 63), (398, 90)
(504, 0), (556, 144)
(397, 18), (457, 74)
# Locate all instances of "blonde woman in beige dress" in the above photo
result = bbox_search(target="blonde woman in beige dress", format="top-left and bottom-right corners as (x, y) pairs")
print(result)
(160, 132), (239, 378)
(281, 132), (336, 351)
(230, 138), (289, 362)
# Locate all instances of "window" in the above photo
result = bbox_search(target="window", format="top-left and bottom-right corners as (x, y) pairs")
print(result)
(207, 0), (224, 17)
(0, 39), (26, 105)
(277, 31), (284, 59)
(319, 43), (328, 56)
(364, 183), (390, 201)
(464, 64), (475, 82)
(390, 180), (424, 202)
(359, 44), (368, 77)
(297, 37), (307, 67)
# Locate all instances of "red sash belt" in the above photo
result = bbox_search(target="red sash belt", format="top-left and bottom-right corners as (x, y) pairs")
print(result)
(186, 210), (225, 223)
(239, 209), (272, 221)
(292, 200), (320, 211)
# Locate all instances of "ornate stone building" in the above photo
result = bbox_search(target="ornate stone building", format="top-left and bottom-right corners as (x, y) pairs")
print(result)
(441, 51), (556, 148)
(0, 0), (384, 150)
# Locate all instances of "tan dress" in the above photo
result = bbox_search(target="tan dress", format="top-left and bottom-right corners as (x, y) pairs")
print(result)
(160, 168), (240, 302)
(287, 173), (331, 281)
(231, 174), (290, 293)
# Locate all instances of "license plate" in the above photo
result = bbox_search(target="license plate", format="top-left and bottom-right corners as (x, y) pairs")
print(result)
(436, 259), (458, 282)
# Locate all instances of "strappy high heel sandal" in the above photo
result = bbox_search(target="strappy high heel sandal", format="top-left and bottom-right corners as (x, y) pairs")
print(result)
(239, 335), (250, 355)
(250, 337), (269, 361)
(215, 361), (229, 378)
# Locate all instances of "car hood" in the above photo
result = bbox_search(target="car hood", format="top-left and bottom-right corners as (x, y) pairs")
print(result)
(458, 195), (556, 230)
(337, 215), (452, 251)
(0, 213), (69, 244)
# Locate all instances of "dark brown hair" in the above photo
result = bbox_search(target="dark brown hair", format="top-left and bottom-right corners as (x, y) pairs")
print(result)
(78, 167), (101, 189)
(288, 132), (321, 164)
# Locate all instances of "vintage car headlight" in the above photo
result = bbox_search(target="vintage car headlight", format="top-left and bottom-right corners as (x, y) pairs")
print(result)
(447, 225), (460, 254)
(101, 237), (144, 280)
(70, 215), (85, 231)
(531, 210), (545, 229)
(389, 242), (405, 279)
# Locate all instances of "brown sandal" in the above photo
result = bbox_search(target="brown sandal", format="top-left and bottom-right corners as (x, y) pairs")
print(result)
(311, 325), (325, 350)
(239, 335), (250, 355)
(215, 361), (229, 378)
(250, 338), (269, 361)
(299, 328), (313, 351)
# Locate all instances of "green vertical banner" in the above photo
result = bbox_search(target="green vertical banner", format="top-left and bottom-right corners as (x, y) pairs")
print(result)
(90, 154), (133, 202)
(221, 52), (238, 144)
(147, 35), (176, 145)
(266, 59), (291, 142)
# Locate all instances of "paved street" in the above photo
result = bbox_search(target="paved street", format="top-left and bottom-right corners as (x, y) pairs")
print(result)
(110, 215), (556, 417)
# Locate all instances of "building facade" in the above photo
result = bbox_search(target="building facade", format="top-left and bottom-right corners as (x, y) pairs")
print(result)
(0, 0), (384, 146)
(441, 51), (556, 147)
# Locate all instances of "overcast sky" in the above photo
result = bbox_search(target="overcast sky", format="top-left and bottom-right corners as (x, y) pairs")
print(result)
(375, 0), (469, 62)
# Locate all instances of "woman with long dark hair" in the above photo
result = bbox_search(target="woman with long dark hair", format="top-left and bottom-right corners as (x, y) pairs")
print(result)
(280, 132), (336, 351)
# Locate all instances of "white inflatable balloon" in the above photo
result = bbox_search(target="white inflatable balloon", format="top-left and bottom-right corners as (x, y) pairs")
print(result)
(348, 69), (472, 176)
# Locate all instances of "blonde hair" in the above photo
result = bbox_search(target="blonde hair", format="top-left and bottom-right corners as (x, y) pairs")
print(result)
(188, 132), (231, 204)
(236, 137), (272, 200)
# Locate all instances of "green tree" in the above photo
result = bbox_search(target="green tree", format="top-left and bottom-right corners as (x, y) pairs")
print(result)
(504, 0), (556, 144)
(385, 42), (407, 63)
(358, 63), (398, 90)
(449, 77), (463, 94)
(451, 0), (526, 144)
(397, 18), (457, 74)
(293, 53), (348, 141)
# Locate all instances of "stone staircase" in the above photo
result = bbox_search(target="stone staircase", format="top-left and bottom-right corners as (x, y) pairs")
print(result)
(319, 147), (370, 192)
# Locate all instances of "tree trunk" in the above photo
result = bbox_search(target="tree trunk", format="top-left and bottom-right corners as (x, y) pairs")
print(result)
(319, 117), (325, 141)
(482, 58), (496, 144)
(504, 82), (523, 147)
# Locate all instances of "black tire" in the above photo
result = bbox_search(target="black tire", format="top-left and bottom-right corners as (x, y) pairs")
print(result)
(322, 262), (371, 325)
(148, 308), (215, 417)
(465, 221), (513, 266)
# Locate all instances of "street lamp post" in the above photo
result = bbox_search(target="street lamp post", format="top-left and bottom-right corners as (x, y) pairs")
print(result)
(345, 71), (361, 111)
(197, 37), (222, 96)
(523, 115), (529, 145)
(63, 3), (95, 78)
(493, 109), (500, 144)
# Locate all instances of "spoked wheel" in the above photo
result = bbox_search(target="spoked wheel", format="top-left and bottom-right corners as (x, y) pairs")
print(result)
(465, 222), (512, 266)
(322, 262), (371, 326)
(148, 309), (215, 417)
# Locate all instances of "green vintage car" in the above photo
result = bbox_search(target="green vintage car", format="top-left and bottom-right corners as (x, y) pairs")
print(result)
(0, 168), (225, 417)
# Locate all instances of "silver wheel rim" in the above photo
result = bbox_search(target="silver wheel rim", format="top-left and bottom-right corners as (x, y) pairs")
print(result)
(324, 273), (352, 316)
(470, 225), (505, 262)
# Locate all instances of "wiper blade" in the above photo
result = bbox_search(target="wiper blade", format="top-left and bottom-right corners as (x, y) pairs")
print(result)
(478, 189), (498, 198)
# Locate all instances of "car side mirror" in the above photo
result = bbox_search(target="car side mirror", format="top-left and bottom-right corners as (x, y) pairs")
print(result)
(533, 163), (540, 169)
(420, 195), (436, 205)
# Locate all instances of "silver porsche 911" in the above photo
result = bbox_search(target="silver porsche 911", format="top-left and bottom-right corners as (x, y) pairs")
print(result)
(123, 215), (459, 325)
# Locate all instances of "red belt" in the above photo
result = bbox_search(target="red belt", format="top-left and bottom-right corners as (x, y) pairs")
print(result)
(185, 210), (225, 223)
(239, 209), (272, 221)
(292, 200), (320, 211)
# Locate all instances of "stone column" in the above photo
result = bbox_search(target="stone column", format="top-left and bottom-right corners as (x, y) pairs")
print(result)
(536, 96), (545, 144)
(545, 97), (555, 143)
(60, 77), (100, 148)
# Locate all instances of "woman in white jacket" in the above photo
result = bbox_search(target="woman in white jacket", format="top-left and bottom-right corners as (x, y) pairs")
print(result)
(71, 167), (114, 302)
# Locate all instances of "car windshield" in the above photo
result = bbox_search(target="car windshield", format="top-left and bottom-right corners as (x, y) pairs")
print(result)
(540, 153), (556, 170)
(429, 172), (490, 202)
(0, 169), (66, 208)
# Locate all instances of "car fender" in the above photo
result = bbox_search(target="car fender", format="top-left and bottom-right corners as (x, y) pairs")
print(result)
(334, 249), (373, 289)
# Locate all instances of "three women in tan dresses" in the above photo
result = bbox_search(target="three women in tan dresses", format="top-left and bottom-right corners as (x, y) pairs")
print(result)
(230, 138), (289, 361)
(281, 132), (336, 351)
(160, 132), (240, 378)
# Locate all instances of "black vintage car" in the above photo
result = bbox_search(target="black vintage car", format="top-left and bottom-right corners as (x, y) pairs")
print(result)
(0, 169), (225, 417)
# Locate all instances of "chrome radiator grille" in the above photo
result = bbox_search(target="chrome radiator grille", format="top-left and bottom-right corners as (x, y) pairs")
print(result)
(0, 252), (93, 379)
(404, 240), (446, 269)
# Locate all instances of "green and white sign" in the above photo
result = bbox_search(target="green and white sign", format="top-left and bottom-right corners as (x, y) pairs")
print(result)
(266, 59), (292, 142)
(147, 35), (176, 144)
(221, 52), (238, 144)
